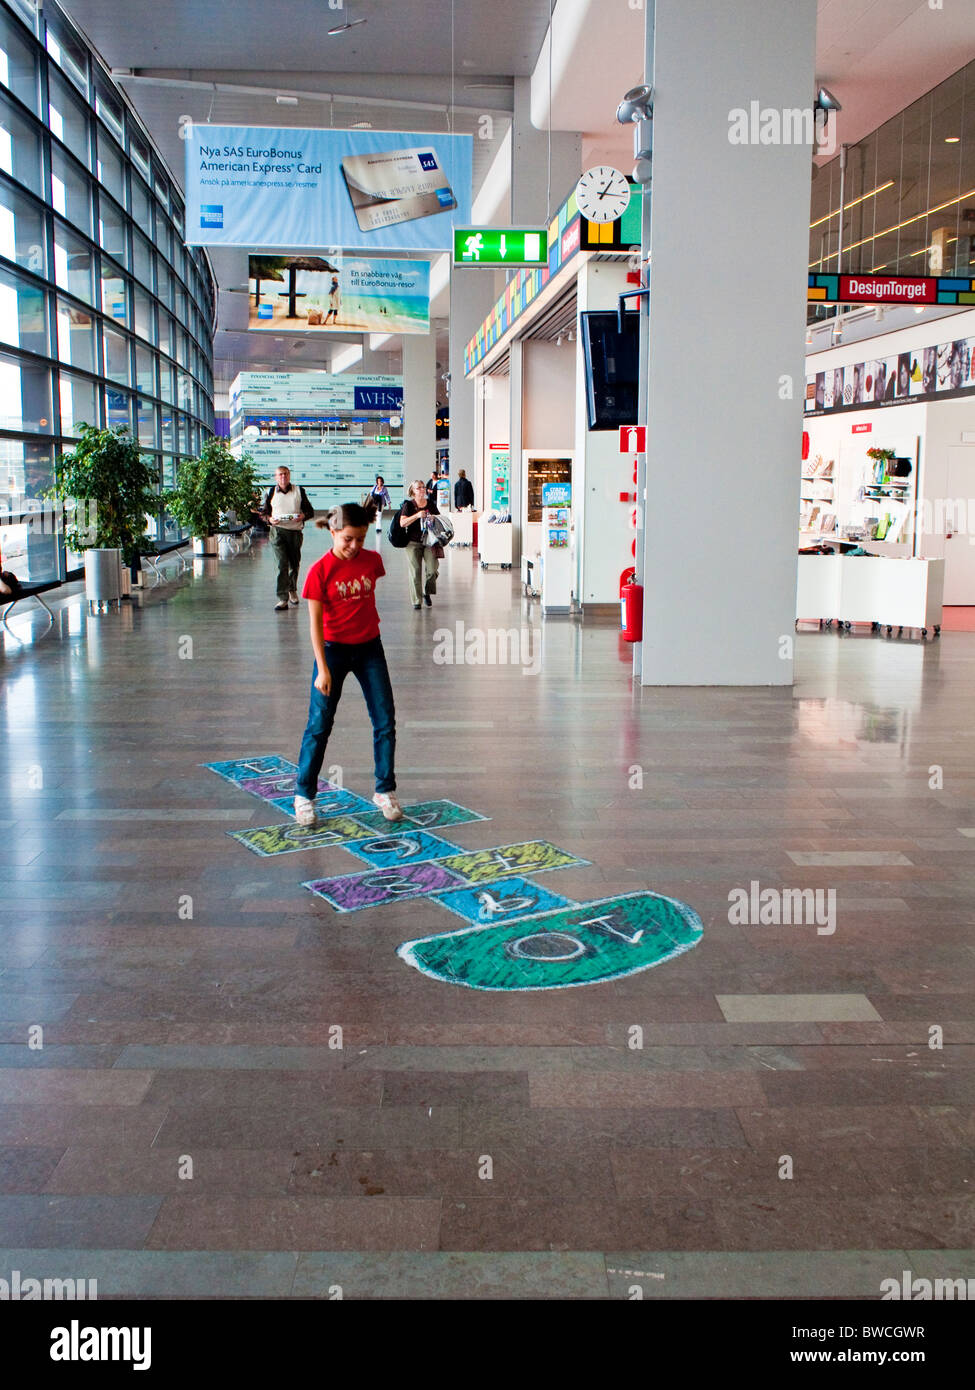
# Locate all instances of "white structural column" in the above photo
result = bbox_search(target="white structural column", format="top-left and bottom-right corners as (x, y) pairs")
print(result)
(641, 0), (816, 684)
(511, 78), (581, 229)
(402, 331), (437, 486)
(449, 267), (502, 502)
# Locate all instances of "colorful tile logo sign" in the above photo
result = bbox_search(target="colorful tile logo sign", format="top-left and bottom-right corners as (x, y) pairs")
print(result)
(807, 271), (975, 307)
(205, 756), (703, 991)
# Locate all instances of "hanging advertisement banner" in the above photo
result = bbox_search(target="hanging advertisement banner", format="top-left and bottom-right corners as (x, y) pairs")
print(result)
(805, 335), (975, 415)
(185, 126), (473, 251)
(248, 254), (430, 334)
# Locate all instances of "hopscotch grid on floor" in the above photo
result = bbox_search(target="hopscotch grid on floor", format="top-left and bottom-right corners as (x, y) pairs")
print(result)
(203, 755), (703, 991)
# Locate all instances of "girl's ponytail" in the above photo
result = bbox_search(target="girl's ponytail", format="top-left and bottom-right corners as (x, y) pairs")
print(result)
(316, 500), (379, 530)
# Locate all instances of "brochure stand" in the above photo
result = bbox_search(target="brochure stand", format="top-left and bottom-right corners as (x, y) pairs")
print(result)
(542, 505), (571, 613)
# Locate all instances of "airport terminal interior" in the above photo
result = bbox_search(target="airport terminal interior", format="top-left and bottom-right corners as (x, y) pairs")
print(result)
(1, 0), (975, 1303)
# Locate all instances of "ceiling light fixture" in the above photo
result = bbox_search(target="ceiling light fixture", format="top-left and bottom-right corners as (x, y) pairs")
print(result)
(945, 136), (960, 144)
(810, 187), (975, 267)
(327, 5), (367, 37)
(555, 333), (563, 347)
(815, 86), (842, 113)
(275, 95), (298, 106)
(809, 180), (894, 231)
(806, 326), (813, 345)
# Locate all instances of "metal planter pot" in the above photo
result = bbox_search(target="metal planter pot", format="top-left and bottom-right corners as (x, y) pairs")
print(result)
(193, 535), (220, 556)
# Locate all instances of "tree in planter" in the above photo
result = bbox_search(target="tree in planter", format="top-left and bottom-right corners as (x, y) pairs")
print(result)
(49, 424), (159, 568)
(164, 439), (258, 541)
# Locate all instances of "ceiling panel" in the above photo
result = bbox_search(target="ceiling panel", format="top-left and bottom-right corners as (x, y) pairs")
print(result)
(60, 0), (555, 77)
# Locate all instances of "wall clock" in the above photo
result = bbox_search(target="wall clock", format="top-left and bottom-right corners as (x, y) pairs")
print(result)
(575, 166), (631, 223)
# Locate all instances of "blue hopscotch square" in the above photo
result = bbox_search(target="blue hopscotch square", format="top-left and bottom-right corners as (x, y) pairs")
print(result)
(203, 756), (296, 787)
(436, 877), (575, 926)
(270, 788), (374, 819)
(344, 830), (463, 869)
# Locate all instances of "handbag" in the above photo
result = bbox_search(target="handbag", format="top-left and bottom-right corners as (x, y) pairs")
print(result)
(423, 514), (454, 548)
(387, 513), (410, 548)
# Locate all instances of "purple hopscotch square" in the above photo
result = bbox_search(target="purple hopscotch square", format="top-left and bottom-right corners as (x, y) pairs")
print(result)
(239, 775), (336, 801)
(303, 861), (467, 913)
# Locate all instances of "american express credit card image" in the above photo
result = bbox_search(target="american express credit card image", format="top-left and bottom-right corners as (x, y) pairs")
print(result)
(341, 146), (457, 231)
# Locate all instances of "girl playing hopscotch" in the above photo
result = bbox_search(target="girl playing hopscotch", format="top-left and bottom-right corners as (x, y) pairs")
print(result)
(293, 501), (403, 826)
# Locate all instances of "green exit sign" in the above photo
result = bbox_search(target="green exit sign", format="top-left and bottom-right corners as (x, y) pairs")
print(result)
(453, 227), (549, 267)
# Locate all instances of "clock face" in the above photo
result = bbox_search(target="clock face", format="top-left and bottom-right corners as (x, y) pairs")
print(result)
(575, 166), (631, 224)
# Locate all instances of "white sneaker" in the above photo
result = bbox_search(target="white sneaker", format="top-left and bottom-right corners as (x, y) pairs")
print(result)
(373, 791), (404, 822)
(288, 591), (299, 607)
(294, 795), (317, 827)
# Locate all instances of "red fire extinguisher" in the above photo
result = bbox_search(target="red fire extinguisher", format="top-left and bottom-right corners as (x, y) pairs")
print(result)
(621, 575), (643, 642)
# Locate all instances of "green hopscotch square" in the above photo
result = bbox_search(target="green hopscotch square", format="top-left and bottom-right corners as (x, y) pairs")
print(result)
(438, 841), (588, 885)
(230, 816), (375, 857)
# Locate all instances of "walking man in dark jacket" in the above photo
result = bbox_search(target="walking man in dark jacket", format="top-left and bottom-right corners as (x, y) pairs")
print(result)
(453, 469), (475, 509)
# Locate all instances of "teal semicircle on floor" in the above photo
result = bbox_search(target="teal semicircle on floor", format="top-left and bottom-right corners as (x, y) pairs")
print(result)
(396, 890), (703, 991)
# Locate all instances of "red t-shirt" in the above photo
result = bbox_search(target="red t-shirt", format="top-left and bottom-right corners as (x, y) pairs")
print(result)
(302, 548), (385, 643)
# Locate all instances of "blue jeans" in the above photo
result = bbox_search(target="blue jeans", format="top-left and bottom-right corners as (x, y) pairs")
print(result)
(296, 637), (396, 798)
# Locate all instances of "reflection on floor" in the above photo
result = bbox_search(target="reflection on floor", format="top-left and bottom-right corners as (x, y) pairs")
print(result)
(1, 532), (973, 1299)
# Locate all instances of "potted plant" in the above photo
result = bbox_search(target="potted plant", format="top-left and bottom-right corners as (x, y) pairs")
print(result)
(164, 439), (257, 556)
(49, 424), (159, 605)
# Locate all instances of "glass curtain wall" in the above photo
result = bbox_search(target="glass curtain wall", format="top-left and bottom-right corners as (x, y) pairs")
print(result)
(0, 0), (215, 583)
(810, 59), (975, 320)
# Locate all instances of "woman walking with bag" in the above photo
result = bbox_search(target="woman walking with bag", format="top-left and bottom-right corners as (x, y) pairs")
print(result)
(396, 478), (441, 610)
(293, 500), (403, 828)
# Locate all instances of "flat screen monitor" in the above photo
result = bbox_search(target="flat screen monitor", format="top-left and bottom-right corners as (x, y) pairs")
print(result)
(580, 310), (640, 431)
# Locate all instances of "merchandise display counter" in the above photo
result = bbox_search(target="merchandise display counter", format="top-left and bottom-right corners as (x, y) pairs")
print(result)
(797, 554), (944, 632)
(478, 521), (513, 569)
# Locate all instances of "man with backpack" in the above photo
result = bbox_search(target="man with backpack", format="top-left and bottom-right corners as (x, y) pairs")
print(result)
(259, 466), (315, 610)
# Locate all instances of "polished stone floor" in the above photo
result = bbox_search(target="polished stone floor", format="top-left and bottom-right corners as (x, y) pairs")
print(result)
(1, 531), (973, 1299)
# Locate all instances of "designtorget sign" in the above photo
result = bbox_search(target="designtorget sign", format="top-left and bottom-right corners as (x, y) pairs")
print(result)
(454, 227), (548, 267)
(808, 271), (975, 307)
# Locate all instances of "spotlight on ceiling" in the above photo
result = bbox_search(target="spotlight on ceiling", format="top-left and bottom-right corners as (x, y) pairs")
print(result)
(806, 326), (813, 346)
(831, 314), (843, 341)
(815, 86), (842, 112)
(616, 84), (653, 125)
(555, 333), (563, 347)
